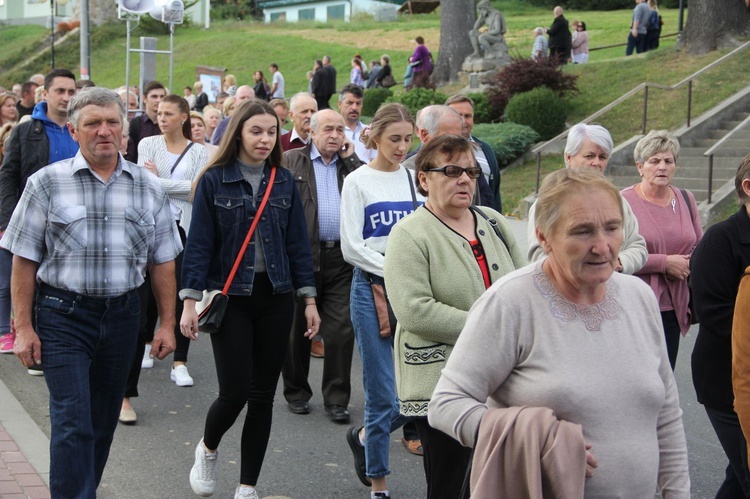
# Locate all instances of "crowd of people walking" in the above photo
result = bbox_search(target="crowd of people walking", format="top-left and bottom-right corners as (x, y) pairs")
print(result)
(0, 44), (748, 498)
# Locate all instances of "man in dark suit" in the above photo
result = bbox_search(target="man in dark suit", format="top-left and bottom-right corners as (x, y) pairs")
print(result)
(322, 55), (337, 109)
(547, 6), (572, 65)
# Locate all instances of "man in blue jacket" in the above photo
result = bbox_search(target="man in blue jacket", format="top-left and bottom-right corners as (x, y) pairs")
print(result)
(0, 68), (78, 370)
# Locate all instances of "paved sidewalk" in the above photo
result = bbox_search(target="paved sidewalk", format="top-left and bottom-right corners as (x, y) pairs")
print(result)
(0, 376), (50, 499)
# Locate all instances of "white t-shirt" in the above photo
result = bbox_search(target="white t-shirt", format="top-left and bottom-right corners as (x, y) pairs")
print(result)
(272, 71), (285, 99)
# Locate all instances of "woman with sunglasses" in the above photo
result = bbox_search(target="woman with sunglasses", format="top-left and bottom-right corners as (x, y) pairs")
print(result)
(341, 103), (422, 498)
(383, 135), (526, 498)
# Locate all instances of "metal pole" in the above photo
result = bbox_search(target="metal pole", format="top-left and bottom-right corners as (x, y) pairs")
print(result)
(50, 0), (55, 69)
(688, 80), (693, 128)
(707, 154), (714, 203)
(535, 152), (542, 193)
(205, 0), (209, 29)
(125, 18), (132, 108)
(678, 0), (685, 33)
(641, 86), (649, 135)
(79, 0), (91, 80)
(169, 23), (174, 93)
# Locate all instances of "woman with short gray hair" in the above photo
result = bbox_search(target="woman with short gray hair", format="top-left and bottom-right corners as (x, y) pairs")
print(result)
(622, 129), (702, 369)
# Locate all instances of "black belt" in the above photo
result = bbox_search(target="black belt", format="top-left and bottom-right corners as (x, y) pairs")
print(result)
(320, 240), (340, 248)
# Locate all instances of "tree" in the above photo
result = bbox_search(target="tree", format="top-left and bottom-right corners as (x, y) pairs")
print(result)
(433, 0), (476, 85)
(679, 0), (750, 55)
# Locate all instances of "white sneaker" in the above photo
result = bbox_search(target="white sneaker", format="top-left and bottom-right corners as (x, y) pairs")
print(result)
(141, 344), (153, 369)
(171, 365), (194, 387)
(190, 439), (217, 497)
(234, 485), (259, 499)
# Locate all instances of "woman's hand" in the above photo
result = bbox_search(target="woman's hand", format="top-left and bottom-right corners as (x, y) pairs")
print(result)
(585, 442), (598, 478)
(180, 298), (199, 341)
(143, 159), (158, 176)
(303, 302), (321, 340)
(665, 254), (691, 281)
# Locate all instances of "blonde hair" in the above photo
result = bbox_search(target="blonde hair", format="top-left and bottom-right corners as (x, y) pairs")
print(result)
(633, 129), (680, 165)
(362, 103), (414, 150)
(223, 96), (236, 117)
(535, 168), (623, 238)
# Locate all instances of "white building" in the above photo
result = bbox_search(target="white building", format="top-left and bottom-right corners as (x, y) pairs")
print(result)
(257, 0), (403, 24)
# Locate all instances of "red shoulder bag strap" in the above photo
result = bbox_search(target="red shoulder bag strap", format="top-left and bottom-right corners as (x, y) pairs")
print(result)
(221, 166), (277, 295)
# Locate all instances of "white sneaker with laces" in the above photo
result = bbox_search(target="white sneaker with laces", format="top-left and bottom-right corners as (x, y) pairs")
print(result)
(190, 439), (217, 497)
(234, 485), (260, 499)
(141, 344), (153, 369)
(171, 365), (194, 387)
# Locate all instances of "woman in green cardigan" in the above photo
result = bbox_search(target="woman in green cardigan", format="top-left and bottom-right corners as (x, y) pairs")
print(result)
(384, 135), (526, 499)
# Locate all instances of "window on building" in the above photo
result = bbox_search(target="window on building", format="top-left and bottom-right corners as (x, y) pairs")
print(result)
(270, 11), (286, 22)
(327, 4), (345, 20)
(299, 8), (315, 21)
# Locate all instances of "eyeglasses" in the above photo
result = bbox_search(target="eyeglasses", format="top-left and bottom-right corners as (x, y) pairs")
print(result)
(427, 165), (482, 179)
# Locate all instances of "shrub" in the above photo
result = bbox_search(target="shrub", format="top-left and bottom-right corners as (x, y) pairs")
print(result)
(362, 88), (393, 117)
(57, 22), (71, 35)
(467, 92), (494, 124)
(385, 87), (447, 120)
(487, 55), (578, 118)
(472, 123), (540, 168)
(504, 87), (567, 141)
(69, 20), (80, 30)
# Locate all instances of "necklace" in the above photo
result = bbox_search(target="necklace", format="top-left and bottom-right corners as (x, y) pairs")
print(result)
(638, 184), (675, 212)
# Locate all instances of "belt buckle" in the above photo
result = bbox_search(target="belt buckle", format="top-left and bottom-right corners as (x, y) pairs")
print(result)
(321, 240), (336, 249)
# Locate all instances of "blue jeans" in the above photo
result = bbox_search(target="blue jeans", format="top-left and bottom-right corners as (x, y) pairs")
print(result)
(36, 284), (140, 498)
(350, 268), (409, 478)
(0, 248), (13, 334)
(626, 32), (647, 55)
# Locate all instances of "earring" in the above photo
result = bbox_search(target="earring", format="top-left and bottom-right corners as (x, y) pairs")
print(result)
(181, 121), (185, 125)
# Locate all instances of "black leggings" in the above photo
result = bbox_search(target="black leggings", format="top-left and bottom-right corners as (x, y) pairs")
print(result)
(414, 417), (473, 499)
(661, 310), (681, 370)
(203, 273), (294, 486)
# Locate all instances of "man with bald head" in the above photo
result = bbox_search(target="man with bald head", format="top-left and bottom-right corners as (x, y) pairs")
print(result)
(282, 109), (364, 423)
(210, 84), (255, 145)
(403, 105), (493, 207)
(547, 6), (571, 64)
(280, 92), (318, 152)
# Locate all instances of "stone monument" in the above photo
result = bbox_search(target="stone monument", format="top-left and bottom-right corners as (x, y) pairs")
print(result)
(460, 0), (511, 91)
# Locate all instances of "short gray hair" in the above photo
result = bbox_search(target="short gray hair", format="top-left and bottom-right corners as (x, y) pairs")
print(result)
(418, 105), (462, 136)
(68, 87), (126, 130)
(633, 129), (680, 165)
(289, 92), (314, 112)
(534, 27), (545, 35)
(564, 123), (614, 166)
(310, 109), (343, 133)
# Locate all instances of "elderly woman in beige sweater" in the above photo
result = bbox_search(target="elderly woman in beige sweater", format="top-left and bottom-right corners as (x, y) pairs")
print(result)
(384, 135), (526, 499)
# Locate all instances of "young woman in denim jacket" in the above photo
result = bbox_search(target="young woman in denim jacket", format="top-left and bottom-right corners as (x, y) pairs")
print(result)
(179, 99), (320, 499)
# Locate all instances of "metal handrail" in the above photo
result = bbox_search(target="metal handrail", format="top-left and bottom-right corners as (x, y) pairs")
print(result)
(531, 39), (750, 193)
(703, 114), (750, 203)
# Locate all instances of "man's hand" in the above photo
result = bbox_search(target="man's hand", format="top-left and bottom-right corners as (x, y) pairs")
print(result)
(340, 137), (355, 159)
(150, 325), (176, 360)
(14, 324), (42, 368)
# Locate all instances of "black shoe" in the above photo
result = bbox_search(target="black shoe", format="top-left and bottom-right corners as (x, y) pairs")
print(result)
(287, 400), (310, 415)
(325, 405), (350, 424)
(346, 425), (371, 486)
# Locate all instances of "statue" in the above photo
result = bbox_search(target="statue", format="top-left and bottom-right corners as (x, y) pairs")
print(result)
(469, 0), (509, 60)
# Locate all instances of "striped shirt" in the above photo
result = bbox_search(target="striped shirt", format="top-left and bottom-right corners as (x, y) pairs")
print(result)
(311, 143), (342, 242)
(0, 151), (182, 297)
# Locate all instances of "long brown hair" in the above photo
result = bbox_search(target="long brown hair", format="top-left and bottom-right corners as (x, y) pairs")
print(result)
(161, 94), (192, 140)
(193, 99), (281, 192)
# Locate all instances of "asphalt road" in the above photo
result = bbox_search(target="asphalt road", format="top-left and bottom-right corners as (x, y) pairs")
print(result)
(0, 219), (730, 498)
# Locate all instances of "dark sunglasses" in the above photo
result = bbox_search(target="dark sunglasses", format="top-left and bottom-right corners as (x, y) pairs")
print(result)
(427, 165), (482, 179)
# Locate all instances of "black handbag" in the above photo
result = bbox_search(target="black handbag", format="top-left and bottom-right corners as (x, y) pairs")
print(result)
(194, 167), (277, 333)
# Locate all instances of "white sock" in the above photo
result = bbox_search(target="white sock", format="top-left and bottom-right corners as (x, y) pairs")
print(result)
(238, 485), (256, 492)
(358, 430), (366, 446)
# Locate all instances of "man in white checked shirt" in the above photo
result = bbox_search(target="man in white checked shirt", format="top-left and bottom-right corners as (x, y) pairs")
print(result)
(1, 87), (182, 498)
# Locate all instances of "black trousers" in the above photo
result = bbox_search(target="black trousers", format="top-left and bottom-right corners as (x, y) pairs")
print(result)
(414, 417), (473, 499)
(282, 245), (354, 408)
(203, 273), (294, 485)
(661, 310), (681, 371)
(705, 405), (750, 498)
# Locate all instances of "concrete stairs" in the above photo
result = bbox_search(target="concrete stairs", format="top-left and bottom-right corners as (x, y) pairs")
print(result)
(606, 103), (750, 206)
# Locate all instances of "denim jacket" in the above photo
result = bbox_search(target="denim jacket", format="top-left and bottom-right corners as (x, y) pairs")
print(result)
(180, 161), (316, 300)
